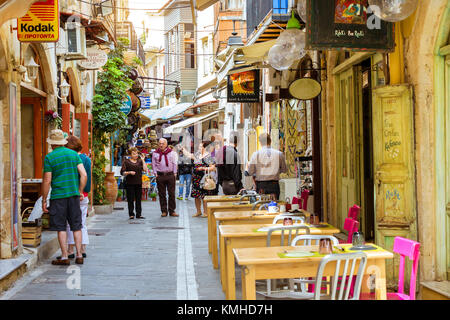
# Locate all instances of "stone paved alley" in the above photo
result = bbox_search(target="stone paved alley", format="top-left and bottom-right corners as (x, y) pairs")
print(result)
(0, 199), (234, 300)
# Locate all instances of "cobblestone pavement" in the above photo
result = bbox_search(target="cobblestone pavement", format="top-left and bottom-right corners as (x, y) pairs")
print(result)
(0, 198), (244, 300)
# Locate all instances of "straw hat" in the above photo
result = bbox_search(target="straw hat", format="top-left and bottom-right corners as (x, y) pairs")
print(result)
(47, 129), (68, 145)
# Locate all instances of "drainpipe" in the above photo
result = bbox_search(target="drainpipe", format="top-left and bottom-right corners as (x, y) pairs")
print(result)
(0, 0), (39, 28)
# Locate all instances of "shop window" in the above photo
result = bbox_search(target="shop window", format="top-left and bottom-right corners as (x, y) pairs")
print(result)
(185, 43), (195, 69)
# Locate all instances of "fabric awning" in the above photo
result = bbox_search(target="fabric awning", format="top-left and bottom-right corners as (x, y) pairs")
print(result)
(139, 109), (157, 120)
(216, 39), (277, 83)
(151, 105), (172, 121)
(163, 102), (193, 120)
(163, 110), (220, 134)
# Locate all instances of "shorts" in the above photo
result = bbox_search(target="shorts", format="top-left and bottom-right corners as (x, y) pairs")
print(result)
(256, 180), (280, 200)
(49, 196), (82, 232)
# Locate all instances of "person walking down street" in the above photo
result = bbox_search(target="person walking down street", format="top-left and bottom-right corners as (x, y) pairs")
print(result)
(64, 136), (91, 258)
(152, 138), (178, 217)
(42, 130), (87, 265)
(121, 147), (148, 220)
(183, 141), (217, 217)
(176, 145), (193, 201)
(247, 133), (287, 200)
(215, 131), (243, 195)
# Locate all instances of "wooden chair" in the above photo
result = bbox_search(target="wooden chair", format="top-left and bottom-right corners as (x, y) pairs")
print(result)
(348, 204), (361, 220)
(361, 237), (420, 300)
(339, 218), (360, 244)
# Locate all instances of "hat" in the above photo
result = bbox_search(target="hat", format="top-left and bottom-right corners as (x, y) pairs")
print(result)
(47, 129), (68, 145)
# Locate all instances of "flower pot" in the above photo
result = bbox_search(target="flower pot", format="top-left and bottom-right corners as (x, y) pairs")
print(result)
(151, 197), (157, 202)
(93, 204), (113, 214)
(104, 171), (118, 205)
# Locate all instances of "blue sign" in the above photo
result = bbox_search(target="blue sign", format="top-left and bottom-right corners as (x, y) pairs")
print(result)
(139, 95), (152, 109)
(121, 94), (132, 115)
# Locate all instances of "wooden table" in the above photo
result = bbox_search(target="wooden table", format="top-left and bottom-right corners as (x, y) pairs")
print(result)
(205, 201), (254, 255)
(211, 210), (311, 270)
(219, 223), (340, 300)
(233, 244), (394, 300)
(203, 195), (242, 203)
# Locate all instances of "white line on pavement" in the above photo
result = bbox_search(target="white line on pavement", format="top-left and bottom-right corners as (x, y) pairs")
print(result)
(177, 203), (198, 300)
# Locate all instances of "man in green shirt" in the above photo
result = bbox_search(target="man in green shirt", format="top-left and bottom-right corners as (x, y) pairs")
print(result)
(42, 130), (87, 265)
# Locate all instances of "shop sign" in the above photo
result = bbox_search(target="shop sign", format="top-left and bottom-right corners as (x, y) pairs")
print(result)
(17, 0), (59, 42)
(306, 0), (394, 52)
(78, 48), (108, 70)
(121, 94), (132, 115)
(227, 70), (260, 103)
(139, 95), (152, 109)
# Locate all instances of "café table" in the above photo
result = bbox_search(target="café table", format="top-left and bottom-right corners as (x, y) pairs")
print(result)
(219, 222), (340, 300)
(205, 201), (255, 255)
(210, 210), (310, 270)
(233, 244), (394, 300)
(203, 195), (242, 203)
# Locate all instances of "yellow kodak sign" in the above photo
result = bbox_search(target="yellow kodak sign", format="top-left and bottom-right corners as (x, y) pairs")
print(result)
(18, 0), (59, 42)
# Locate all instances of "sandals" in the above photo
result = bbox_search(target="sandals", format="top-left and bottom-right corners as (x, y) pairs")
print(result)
(200, 214), (208, 218)
(56, 254), (74, 260)
(192, 212), (202, 217)
(52, 258), (70, 266)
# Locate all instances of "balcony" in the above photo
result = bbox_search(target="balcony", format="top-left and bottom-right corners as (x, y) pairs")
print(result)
(246, 0), (290, 44)
(116, 21), (146, 65)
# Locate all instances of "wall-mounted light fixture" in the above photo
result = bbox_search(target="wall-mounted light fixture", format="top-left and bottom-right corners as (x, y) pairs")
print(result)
(60, 78), (71, 103)
(25, 56), (40, 81)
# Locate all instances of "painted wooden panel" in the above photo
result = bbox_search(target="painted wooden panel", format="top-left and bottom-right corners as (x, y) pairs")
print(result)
(445, 55), (450, 279)
(372, 84), (417, 288)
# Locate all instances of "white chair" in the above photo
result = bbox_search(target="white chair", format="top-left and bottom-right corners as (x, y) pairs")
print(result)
(272, 215), (306, 224)
(291, 234), (339, 246)
(312, 252), (368, 300)
(288, 235), (340, 293)
(256, 225), (311, 299)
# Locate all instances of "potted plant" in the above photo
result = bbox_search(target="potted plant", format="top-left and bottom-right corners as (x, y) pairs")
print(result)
(117, 190), (123, 202)
(149, 192), (157, 201)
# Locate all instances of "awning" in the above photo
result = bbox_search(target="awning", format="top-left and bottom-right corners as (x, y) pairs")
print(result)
(139, 109), (157, 119)
(163, 110), (220, 135)
(216, 39), (277, 83)
(151, 105), (172, 121)
(163, 102), (193, 120)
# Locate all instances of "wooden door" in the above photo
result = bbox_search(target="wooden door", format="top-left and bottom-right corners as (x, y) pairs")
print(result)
(336, 67), (360, 228)
(372, 84), (417, 288)
(445, 55), (450, 280)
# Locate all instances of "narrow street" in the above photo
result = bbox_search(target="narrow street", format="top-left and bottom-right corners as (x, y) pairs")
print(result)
(1, 199), (231, 300)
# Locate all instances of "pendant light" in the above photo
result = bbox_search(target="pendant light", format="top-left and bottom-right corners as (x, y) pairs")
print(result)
(368, 0), (418, 22)
(268, 10), (306, 71)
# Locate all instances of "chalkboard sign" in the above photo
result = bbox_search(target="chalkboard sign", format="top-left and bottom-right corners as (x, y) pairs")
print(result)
(306, 0), (394, 52)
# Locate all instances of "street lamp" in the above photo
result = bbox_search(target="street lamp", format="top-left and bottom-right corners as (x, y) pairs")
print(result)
(60, 78), (71, 103)
(368, 0), (418, 22)
(25, 56), (40, 81)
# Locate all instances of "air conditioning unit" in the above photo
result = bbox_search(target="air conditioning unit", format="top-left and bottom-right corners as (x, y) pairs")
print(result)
(65, 22), (87, 60)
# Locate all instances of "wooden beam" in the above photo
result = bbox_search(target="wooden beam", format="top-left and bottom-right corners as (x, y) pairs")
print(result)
(189, 0), (196, 25)
(20, 82), (47, 98)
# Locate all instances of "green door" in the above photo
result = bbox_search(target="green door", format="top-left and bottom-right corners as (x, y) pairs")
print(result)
(336, 67), (361, 228)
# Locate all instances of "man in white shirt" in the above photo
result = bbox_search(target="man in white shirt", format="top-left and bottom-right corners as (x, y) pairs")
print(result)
(247, 133), (287, 200)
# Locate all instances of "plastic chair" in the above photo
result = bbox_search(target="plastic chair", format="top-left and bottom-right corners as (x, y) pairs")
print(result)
(348, 204), (360, 220)
(300, 189), (310, 210)
(339, 218), (360, 244)
(256, 225), (311, 298)
(272, 215), (306, 224)
(361, 237), (421, 300)
(312, 252), (368, 300)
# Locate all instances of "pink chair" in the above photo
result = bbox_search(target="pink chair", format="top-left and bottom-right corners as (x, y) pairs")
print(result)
(348, 204), (360, 220)
(300, 189), (309, 210)
(339, 218), (360, 244)
(361, 237), (420, 300)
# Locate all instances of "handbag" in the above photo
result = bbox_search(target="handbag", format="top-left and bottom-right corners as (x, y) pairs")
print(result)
(222, 180), (238, 195)
(201, 168), (217, 191)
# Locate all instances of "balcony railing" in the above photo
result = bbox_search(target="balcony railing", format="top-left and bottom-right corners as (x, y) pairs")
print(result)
(246, 0), (289, 39)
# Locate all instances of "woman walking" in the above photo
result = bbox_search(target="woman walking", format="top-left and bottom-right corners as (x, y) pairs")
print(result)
(121, 147), (147, 219)
(182, 141), (217, 217)
(177, 145), (193, 200)
(64, 136), (90, 258)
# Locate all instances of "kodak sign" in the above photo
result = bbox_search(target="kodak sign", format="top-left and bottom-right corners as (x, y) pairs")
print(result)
(18, 0), (59, 42)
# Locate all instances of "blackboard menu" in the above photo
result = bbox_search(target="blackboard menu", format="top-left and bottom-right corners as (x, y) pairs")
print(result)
(306, 0), (395, 52)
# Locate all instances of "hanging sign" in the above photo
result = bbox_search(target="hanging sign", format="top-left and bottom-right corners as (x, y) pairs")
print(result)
(306, 0), (394, 51)
(17, 0), (60, 42)
(227, 70), (260, 103)
(78, 48), (108, 70)
(120, 94), (132, 115)
(139, 95), (152, 109)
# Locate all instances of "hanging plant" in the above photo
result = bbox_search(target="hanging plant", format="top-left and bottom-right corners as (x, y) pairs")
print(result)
(44, 110), (62, 129)
(92, 38), (135, 205)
